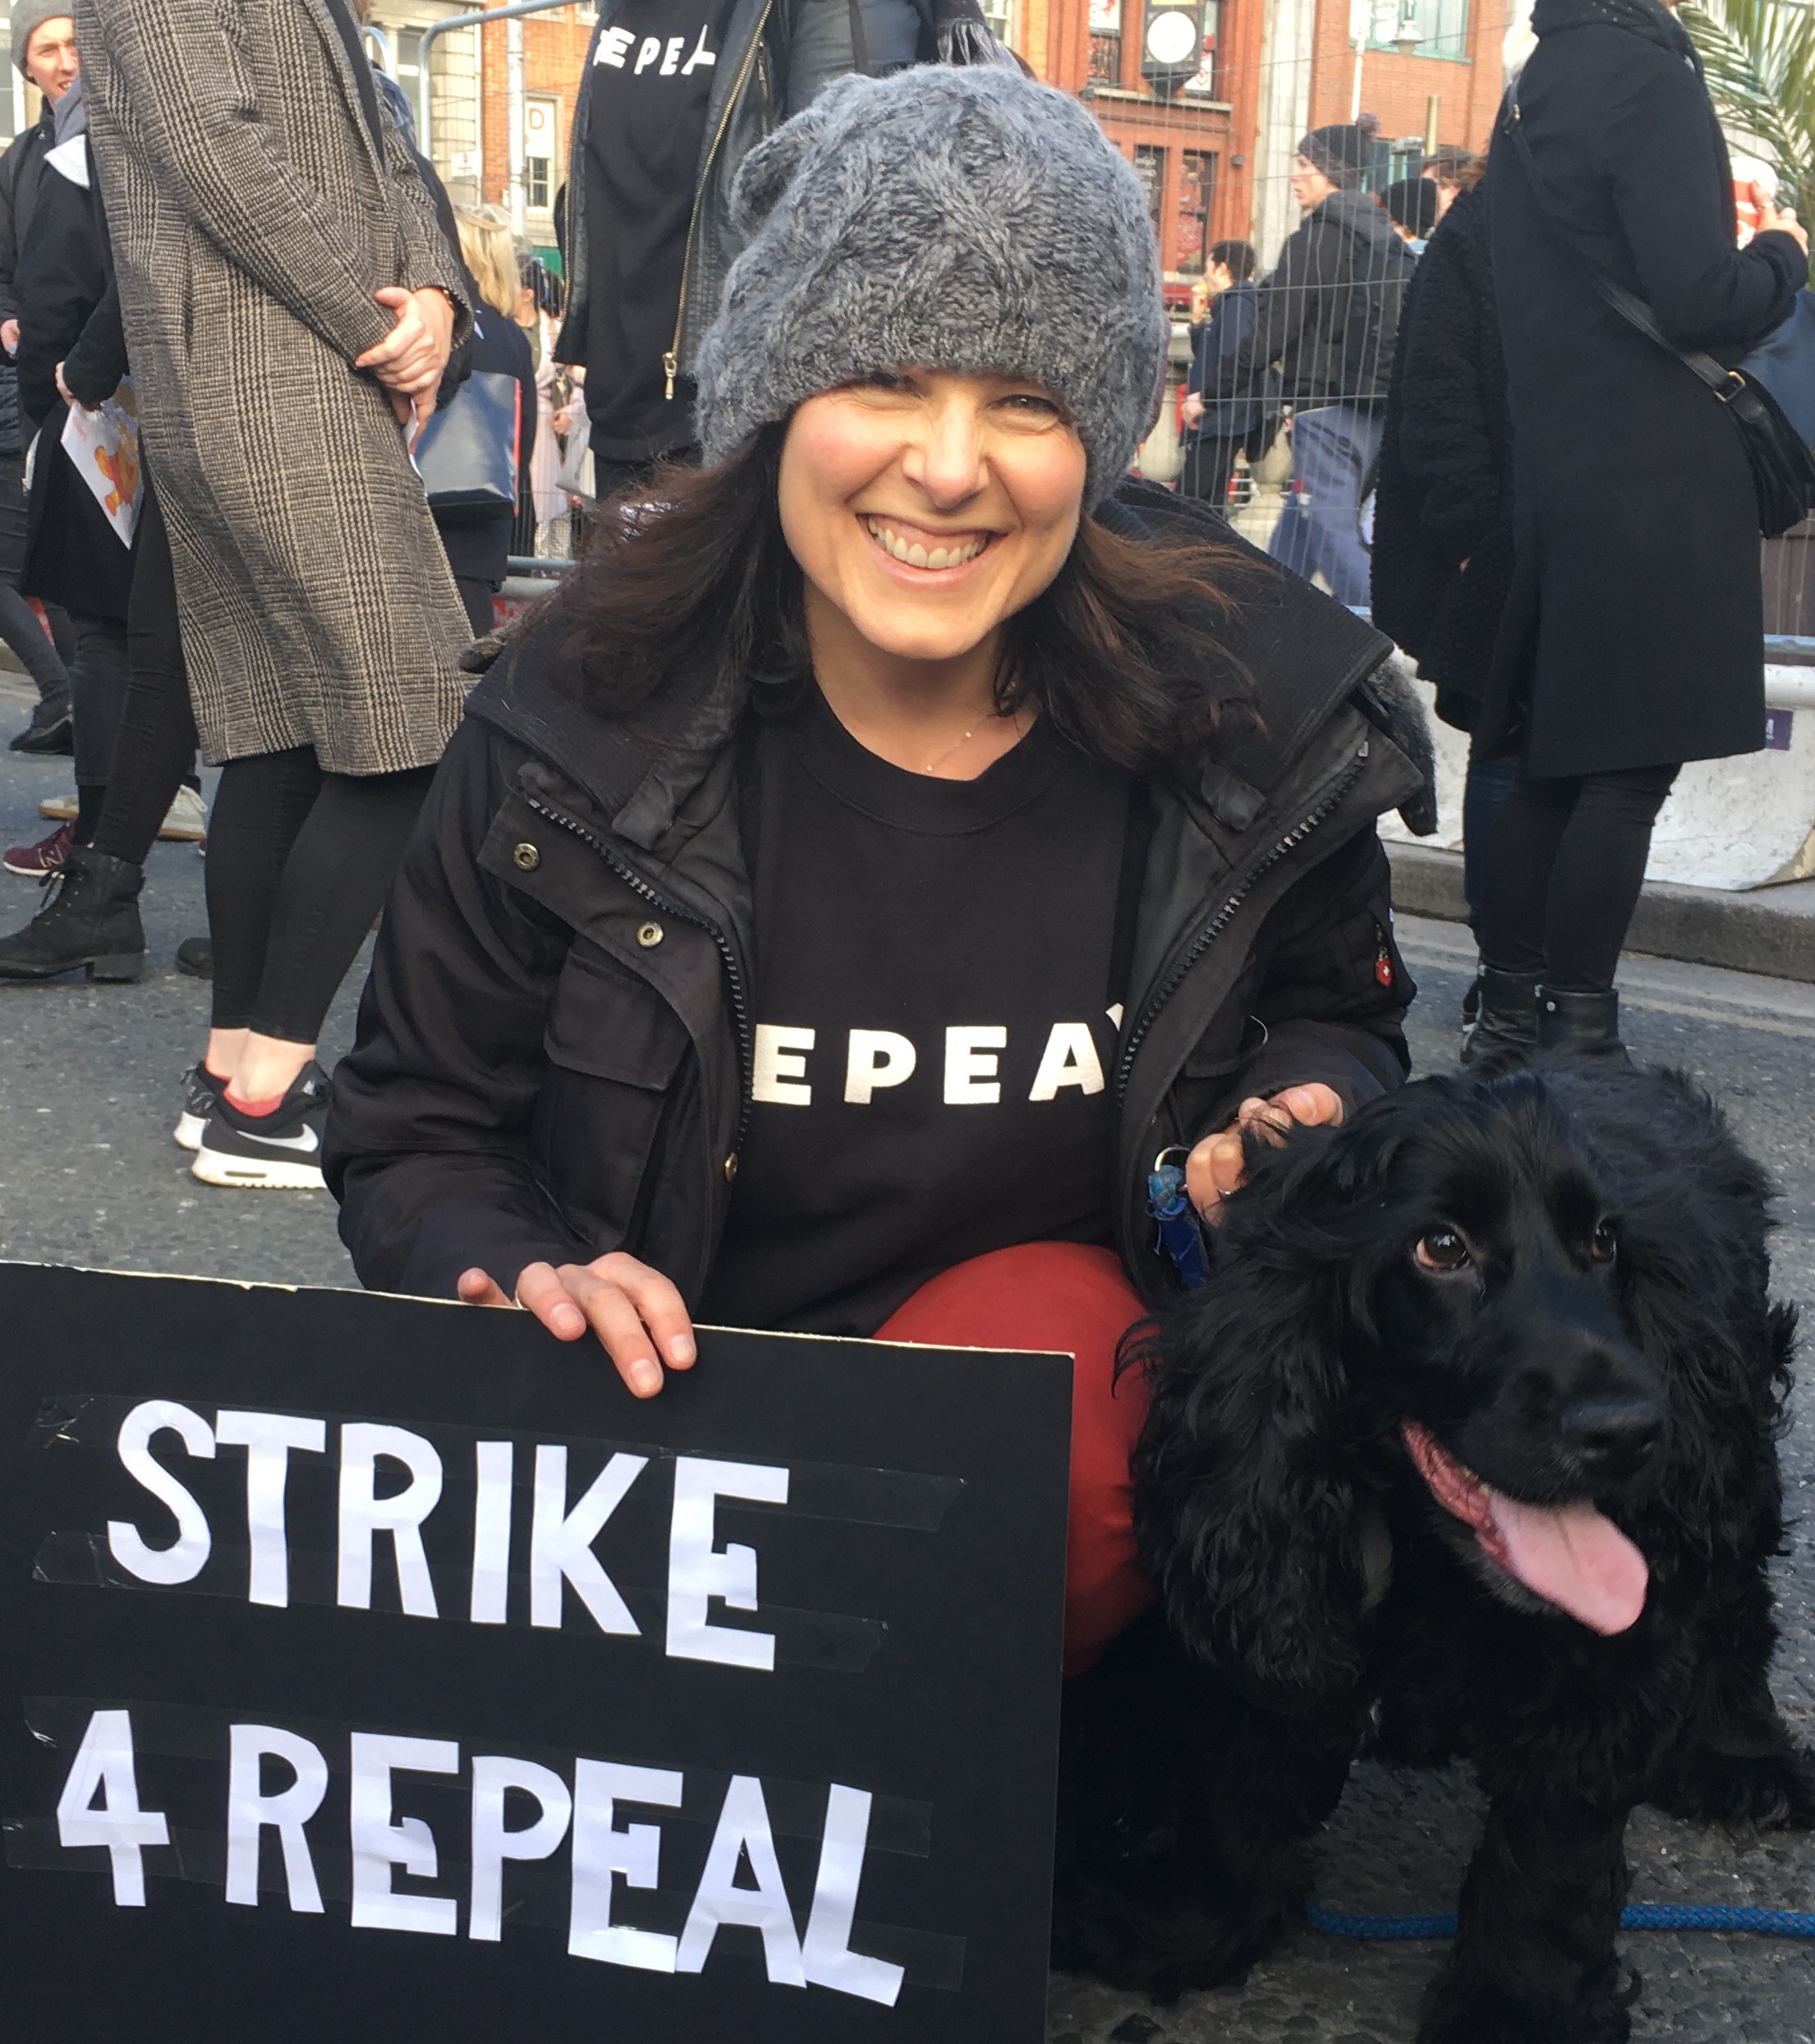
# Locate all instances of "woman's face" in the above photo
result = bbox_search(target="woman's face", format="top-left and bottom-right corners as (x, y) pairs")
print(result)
(778, 368), (1088, 669)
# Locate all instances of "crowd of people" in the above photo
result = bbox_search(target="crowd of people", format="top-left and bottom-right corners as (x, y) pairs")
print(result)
(0, 0), (1795, 1662)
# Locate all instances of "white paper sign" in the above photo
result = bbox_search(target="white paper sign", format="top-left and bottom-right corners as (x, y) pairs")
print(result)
(60, 374), (143, 549)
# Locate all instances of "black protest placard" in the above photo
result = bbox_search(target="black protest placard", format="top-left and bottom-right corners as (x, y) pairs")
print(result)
(0, 1263), (1072, 2043)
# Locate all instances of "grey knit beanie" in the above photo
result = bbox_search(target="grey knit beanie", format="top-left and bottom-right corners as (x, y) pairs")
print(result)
(692, 67), (1168, 509)
(12, 3), (70, 77)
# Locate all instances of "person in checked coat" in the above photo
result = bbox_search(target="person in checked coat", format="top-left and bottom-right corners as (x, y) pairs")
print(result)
(1468, 0), (1808, 1065)
(69, 0), (475, 1191)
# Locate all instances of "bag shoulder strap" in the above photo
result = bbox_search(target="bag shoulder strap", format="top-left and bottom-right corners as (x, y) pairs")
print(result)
(1501, 82), (1740, 401)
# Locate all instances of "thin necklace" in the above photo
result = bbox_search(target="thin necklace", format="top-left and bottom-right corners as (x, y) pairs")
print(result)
(924, 705), (1023, 776)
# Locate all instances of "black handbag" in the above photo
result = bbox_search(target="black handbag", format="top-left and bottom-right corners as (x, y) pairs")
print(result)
(1505, 87), (1815, 539)
(413, 364), (522, 512)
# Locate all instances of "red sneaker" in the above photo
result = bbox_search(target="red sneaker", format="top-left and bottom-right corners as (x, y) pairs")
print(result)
(4, 820), (75, 879)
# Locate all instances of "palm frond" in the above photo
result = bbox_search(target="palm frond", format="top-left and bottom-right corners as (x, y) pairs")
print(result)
(1684, 0), (1815, 220)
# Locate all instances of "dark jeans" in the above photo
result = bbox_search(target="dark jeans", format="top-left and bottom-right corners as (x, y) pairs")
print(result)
(1476, 761), (1680, 992)
(66, 609), (131, 792)
(1177, 435), (1243, 510)
(0, 457), (67, 711)
(206, 749), (436, 1041)
(90, 487), (199, 866)
(1460, 746), (1520, 943)
(453, 574), (496, 641)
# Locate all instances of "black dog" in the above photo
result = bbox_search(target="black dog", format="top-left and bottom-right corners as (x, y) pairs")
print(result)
(1055, 1067), (1815, 2043)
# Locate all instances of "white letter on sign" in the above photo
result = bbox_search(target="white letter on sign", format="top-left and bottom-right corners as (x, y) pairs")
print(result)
(567, 1759), (685, 1971)
(214, 1410), (327, 1608)
(55, 1708), (168, 1906)
(470, 1755), (572, 1943)
(108, 1399), (214, 1585)
(676, 1775), (806, 1985)
(338, 1424), (443, 1619)
(666, 1457), (788, 1670)
(802, 1785), (906, 2005)
(349, 1732), (460, 1936)
(530, 1445), (646, 1633)
(225, 1724), (329, 1912)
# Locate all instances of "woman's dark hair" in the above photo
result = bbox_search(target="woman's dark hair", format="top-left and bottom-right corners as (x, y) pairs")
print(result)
(521, 425), (1254, 780)
(1206, 239), (1257, 283)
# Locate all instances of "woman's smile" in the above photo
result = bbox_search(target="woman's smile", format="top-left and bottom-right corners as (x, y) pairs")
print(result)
(860, 513), (995, 576)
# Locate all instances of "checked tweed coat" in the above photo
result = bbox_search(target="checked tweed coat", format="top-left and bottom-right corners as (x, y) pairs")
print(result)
(73, 0), (473, 774)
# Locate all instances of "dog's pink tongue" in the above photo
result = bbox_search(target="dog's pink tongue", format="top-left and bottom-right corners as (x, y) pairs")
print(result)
(1484, 1491), (1648, 1635)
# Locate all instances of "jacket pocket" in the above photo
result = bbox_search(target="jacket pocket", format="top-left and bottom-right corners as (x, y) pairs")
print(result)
(533, 944), (692, 1257)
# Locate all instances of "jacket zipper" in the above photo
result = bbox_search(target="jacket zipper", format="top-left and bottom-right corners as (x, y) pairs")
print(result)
(523, 794), (755, 1147)
(664, 0), (776, 402)
(1114, 743), (1370, 1103)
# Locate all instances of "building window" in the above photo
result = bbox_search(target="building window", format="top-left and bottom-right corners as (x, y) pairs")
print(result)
(978, 0), (1014, 48)
(1175, 150), (1216, 273)
(1367, 0), (1469, 61)
(1180, 0), (1220, 97)
(396, 27), (424, 81)
(1088, 0), (1121, 86)
(1133, 145), (1165, 245)
(524, 95), (559, 215)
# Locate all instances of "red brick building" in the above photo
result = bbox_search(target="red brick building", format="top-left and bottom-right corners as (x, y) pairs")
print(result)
(1304, 0), (1511, 159)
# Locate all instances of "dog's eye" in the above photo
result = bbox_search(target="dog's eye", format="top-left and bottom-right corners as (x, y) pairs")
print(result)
(1415, 1229), (1470, 1272)
(1591, 1220), (1617, 1263)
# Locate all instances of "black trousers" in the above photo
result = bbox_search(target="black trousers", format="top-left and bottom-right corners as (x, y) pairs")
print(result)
(90, 487), (199, 866)
(206, 749), (435, 1041)
(67, 609), (131, 792)
(1177, 435), (1243, 509)
(1476, 761), (1679, 992)
(0, 457), (67, 710)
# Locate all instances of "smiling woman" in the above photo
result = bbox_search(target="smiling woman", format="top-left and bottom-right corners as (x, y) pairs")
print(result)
(325, 65), (1431, 1679)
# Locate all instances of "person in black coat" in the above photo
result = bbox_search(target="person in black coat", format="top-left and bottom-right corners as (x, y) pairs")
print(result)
(1370, 175), (1519, 1022)
(0, 27), (72, 752)
(438, 205), (536, 641)
(1470, 0), (1808, 1063)
(1178, 240), (1270, 509)
(12, 76), (136, 856)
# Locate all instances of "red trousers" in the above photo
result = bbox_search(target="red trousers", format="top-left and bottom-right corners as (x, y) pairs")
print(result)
(875, 1241), (1154, 1674)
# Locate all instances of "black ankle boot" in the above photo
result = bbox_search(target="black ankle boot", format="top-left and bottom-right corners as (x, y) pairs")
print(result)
(1537, 987), (1630, 1065)
(1458, 967), (1539, 1074)
(0, 848), (146, 981)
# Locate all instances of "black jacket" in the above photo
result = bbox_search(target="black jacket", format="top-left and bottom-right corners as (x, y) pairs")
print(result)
(326, 485), (1427, 1315)
(1237, 189), (1411, 411)
(1370, 183), (1514, 729)
(1186, 279), (1273, 442)
(1480, 0), (1806, 774)
(0, 104), (54, 458)
(16, 132), (135, 621)
(554, 0), (1007, 390)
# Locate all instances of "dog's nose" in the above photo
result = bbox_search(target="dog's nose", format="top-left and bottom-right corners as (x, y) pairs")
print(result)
(1560, 1392), (1664, 1466)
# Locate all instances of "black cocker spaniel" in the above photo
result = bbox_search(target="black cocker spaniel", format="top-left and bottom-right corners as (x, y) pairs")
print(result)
(1055, 1067), (1815, 2043)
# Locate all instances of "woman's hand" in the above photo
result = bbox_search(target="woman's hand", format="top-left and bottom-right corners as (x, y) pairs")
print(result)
(357, 285), (457, 429)
(1181, 390), (1206, 429)
(456, 1252), (697, 1399)
(1186, 1083), (1345, 1224)
(1758, 195), (1810, 255)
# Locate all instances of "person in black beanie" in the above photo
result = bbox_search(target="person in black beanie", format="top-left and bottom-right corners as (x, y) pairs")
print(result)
(1215, 112), (1408, 605)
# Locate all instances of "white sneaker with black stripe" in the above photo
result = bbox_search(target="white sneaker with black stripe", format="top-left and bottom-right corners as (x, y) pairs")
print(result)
(191, 1062), (329, 1190)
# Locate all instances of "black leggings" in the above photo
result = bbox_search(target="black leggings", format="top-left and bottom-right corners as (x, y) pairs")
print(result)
(206, 750), (434, 1040)
(1476, 761), (1679, 993)
(90, 487), (199, 866)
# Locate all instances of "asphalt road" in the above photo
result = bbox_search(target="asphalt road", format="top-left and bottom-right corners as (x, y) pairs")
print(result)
(0, 684), (1809, 2042)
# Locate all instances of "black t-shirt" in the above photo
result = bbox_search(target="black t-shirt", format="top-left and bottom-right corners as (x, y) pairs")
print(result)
(582, 1), (741, 462)
(696, 691), (1137, 1339)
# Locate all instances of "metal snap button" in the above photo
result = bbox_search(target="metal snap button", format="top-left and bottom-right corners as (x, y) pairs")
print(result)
(724, 1153), (738, 1183)
(511, 842), (540, 871)
(636, 920), (664, 948)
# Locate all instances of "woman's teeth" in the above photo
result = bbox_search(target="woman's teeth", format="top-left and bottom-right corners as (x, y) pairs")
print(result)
(864, 518), (987, 571)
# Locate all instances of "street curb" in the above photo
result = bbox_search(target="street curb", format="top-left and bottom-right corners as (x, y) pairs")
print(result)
(1387, 842), (1815, 986)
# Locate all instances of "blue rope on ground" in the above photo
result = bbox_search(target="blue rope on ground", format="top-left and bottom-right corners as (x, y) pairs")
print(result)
(1307, 1901), (1815, 1941)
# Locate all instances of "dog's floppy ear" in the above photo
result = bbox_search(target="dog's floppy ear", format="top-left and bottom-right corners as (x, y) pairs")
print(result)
(1132, 1131), (1383, 1716)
